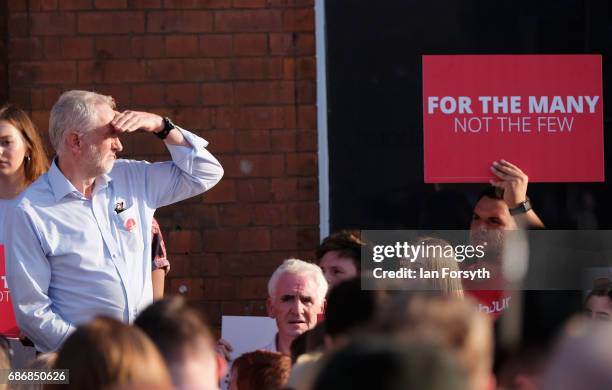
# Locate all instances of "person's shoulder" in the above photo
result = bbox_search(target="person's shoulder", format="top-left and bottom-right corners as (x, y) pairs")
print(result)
(16, 173), (53, 210)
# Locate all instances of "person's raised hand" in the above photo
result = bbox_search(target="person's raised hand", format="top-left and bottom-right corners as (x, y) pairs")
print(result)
(490, 159), (528, 208)
(111, 110), (164, 134)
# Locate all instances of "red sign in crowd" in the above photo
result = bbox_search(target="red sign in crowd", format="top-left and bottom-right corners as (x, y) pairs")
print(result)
(0, 244), (19, 338)
(423, 55), (604, 183)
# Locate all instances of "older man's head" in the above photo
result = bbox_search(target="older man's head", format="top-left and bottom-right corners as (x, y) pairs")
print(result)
(267, 259), (328, 342)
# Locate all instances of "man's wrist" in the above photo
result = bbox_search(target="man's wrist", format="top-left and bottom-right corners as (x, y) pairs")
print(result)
(155, 117), (175, 140)
(509, 198), (532, 216)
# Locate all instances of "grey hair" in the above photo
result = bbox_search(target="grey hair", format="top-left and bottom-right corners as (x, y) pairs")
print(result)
(49, 90), (116, 153)
(268, 258), (328, 303)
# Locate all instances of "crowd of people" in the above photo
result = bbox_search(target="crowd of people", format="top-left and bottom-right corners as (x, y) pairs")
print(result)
(0, 91), (611, 390)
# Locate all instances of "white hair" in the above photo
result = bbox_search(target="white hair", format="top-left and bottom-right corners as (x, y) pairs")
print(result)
(49, 90), (116, 153)
(268, 258), (328, 303)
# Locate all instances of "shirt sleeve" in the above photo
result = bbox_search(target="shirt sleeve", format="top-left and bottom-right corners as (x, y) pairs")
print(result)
(5, 206), (76, 352)
(144, 128), (224, 209)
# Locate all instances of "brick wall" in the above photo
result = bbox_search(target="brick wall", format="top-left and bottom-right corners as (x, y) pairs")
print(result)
(4, 0), (319, 326)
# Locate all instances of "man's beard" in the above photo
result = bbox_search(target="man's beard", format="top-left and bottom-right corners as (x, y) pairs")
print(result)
(470, 229), (506, 262)
(85, 144), (115, 177)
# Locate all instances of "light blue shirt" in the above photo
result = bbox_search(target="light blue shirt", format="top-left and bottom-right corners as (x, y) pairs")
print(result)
(5, 129), (223, 352)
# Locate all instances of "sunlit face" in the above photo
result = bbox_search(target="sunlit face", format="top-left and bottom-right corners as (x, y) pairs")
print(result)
(0, 121), (28, 181)
(319, 251), (358, 288)
(82, 104), (122, 176)
(267, 272), (325, 339)
(585, 295), (612, 321)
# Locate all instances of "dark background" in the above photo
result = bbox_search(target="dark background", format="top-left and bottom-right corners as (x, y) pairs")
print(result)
(325, 0), (612, 230)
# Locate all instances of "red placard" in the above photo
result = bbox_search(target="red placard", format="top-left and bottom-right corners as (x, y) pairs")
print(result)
(422, 55), (604, 183)
(0, 244), (20, 338)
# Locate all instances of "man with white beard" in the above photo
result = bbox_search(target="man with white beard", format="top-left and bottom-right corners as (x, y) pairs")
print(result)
(6, 90), (223, 352)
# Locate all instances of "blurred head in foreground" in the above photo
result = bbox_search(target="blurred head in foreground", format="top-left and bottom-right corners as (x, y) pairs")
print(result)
(229, 350), (291, 390)
(542, 318), (612, 390)
(50, 316), (171, 390)
(135, 295), (225, 389)
(374, 293), (494, 390)
(313, 337), (466, 390)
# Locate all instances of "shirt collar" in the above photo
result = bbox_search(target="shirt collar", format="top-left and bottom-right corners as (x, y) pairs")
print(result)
(48, 158), (112, 201)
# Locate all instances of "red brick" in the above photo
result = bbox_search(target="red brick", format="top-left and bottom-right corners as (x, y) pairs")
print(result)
(236, 179), (271, 202)
(283, 58), (295, 79)
(132, 0), (161, 7)
(165, 83), (200, 106)
(94, 0), (127, 8)
(167, 253), (219, 277)
(282, 8), (314, 32)
(30, 13), (76, 35)
(271, 227), (317, 250)
(78, 60), (146, 83)
(284, 106), (297, 129)
(296, 80), (315, 103)
(238, 228), (270, 251)
(200, 129), (235, 152)
(201, 83), (233, 105)
(94, 84), (131, 106)
(8, 0), (27, 11)
(30, 111), (50, 136)
(170, 278), (206, 300)
(42, 37), (61, 59)
(234, 58), (283, 80)
(202, 229), (238, 252)
(270, 178), (297, 201)
(199, 35), (233, 57)
(168, 230), (199, 253)
(165, 35), (199, 57)
(233, 34), (267, 56)
(286, 152), (316, 176)
(219, 204), (254, 226)
(158, 204), (219, 229)
(234, 81), (293, 104)
(59, 0), (93, 9)
(203, 179), (236, 203)
(296, 129), (316, 151)
(253, 203), (286, 226)
(297, 178), (317, 200)
(61, 37), (94, 59)
(163, 0), (231, 8)
(31, 87), (63, 110)
(78, 12), (145, 34)
(287, 201), (318, 225)
(237, 277), (268, 299)
(8, 13), (29, 37)
(29, 0), (58, 10)
(221, 154), (284, 178)
(172, 107), (213, 129)
(297, 105), (316, 128)
(233, 0), (266, 8)
(95, 36), (134, 58)
(296, 57), (316, 79)
(270, 33), (315, 56)
(131, 36), (165, 58)
(242, 106), (286, 128)
(215, 10), (282, 32)
(270, 129), (296, 151)
(131, 85), (165, 107)
(147, 59), (215, 81)
(148, 11), (213, 33)
(10, 61), (77, 85)
(9, 38), (43, 60)
(201, 278), (236, 300)
(221, 253), (280, 276)
(268, 0), (313, 6)
(9, 88), (31, 110)
(236, 129), (271, 152)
